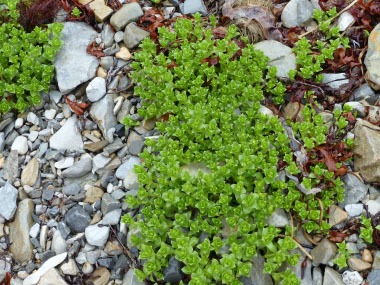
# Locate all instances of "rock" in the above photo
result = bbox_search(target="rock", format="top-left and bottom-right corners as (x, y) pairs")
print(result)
(312, 267), (323, 285)
(115, 47), (132, 61)
(124, 169), (139, 190)
(63, 183), (81, 196)
(365, 23), (380, 90)
(86, 250), (101, 264)
(23, 252), (67, 285)
(324, 267), (344, 285)
(44, 109), (57, 120)
(85, 223), (110, 247)
(283, 102), (304, 122)
(86, 77), (106, 102)
(104, 240), (123, 255)
(97, 66), (107, 78)
(367, 270), (380, 285)
(27, 112), (39, 125)
(62, 158), (92, 178)
(101, 24), (114, 47)
(362, 249), (373, 263)
(240, 254), (273, 285)
(100, 56), (114, 70)
(21, 158), (39, 186)
(60, 259), (79, 275)
(254, 40), (296, 78)
(345, 204), (363, 217)
(329, 205), (348, 226)
(84, 140), (108, 152)
(342, 173), (369, 205)
(266, 208), (289, 227)
(101, 193), (120, 214)
(102, 209), (122, 225)
(128, 140), (145, 155)
(344, 102), (365, 118)
(82, 262), (94, 274)
(287, 249), (312, 285)
(337, 11), (355, 31)
(50, 116), (83, 151)
(281, 0), (313, 28)
(84, 185), (104, 203)
(183, 0), (207, 15)
(90, 94), (117, 141)
(365, 199), (380, 215)
(52, 230), (67, 254)
(3, 150), (18, 182)
(322, 73), (349, 89)
(350, 83), (376, 103)
(342, 271), (363, 285)
(123, 22), (150, 49)
(11, 136), (28, 155)
(55, 157), (74, 169)
(123, 268), (146, 284)
(87, 267), (110, 285)
(0, 182), (18, 220)
(163, 257), (184, 283)
(373, 251), (380, 269)
(116, 157), (141, 180)
(38, 268), (67, 285)
(117, 99), (132, 123)
(30, 223), (40, 238)
(49, 90), (62, 103)
(78, 0), (113, 22)
(348, 257), (371, 271)
(354, 119), (380, 182)
(310, 238), (337, 266)
(110, 2), (143, 31)
(54, 22), (98, 94)
(92, 154), (111, 173)
(9, 199), (34, 263)
(65, 206), (91, 233)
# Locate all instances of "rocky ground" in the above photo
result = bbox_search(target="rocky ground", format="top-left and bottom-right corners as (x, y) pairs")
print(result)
(1, 0), (380, 284)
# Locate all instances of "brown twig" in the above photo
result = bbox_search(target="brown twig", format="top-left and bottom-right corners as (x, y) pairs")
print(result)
(302, 227), (319, 246)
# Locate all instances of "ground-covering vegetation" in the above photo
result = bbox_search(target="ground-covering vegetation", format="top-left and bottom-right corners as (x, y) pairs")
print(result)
(0, 0), (63, 113)
(122, 11), (356, 284)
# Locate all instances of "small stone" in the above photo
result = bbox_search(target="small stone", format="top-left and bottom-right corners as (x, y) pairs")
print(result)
(38, 268), (68, 285)
(128, 140), (145, 155)
(367, 269), (380, 285)
(86, 77), (107, 102)
(60, 259), (79, 275)
(266, 208), (289, 227)
(55, 157), (75, 170)
(337, 11), (355, 31)
(101, 193), (120, 215)
(85, 223), (110, 247)
(84, 140), (108, 152)
(15, 118), (24, 129)
(310, 238), (337, 266)
(84, 185), (104, 203)
(283, 102), (304, 122)
(104, 240), (123, 255)
(344, 102), (365, 118)
(110, 2), (143, 31)
(183, 0), (207, 15)
(365, 24), (380, 90)
(65, 206), (91, 233)
(362, 249), (373, 263)
(3, 150), (18, 183)
(0, 183), (18, 220)
(44, 109), (57, 120)
(114, 31), (124, 42)
(63, 183), (81, 196)
(123, 22), (150, 49)
(97, 66), (107, 78)
(115, 47), (131, 61)
(115, 156), (140, 180)
(49, 116), (83, 151)
(281, 0), (313, 28)
(52, 230), (67, 254)
(87, 267), (110, 285)
(329, 205), (348, 226)
(342, 173), (369, 205)
(29, 223), (40, 238)
(62, 158), (92, 178)
(90, 94), (117, 141)
(101, 209), (122, 225)
(322, 73), (349, 89)
(82, 262), (94, 274)
(11, 136), (28, 155)
(86, 250), (101, 264)
(92, 154), (111, 172)
(348, 257), (371, 271)
(345, 204), (363, 217)
(323, 267), (344, 285)
(365, 199), (380, 216)
(163, 257), (184, 283)
(122, 268), (146, 285)
(27, 112), (39, 125)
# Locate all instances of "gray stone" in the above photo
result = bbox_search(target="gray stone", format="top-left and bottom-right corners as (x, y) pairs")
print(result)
(86, 250), (101, 264)
(102, 209), (122, 225)
(85, 223), (110, 247)
(240, 253), (273, 285)
(98, 257), (114, 268)
(29, 223), (40, 238)
(322, 73), (349, 89)
(342, 173), (369, 205)
(101, 193), (120, 215)
(0, 132), (4, 152)
(265, 208), (289, 227)
(58, 222), (71, 239)
(367, 269), (380, 285)
(288, 249), (312, 285)
(65, 206), (91, 233)
(93, 154), (112, 173)
(312, 266), (322, 285)
(163, 257), (184, 283)
(123, 268), (146, 285)
(337, 11), (355, 31)
(0, 182), (18, 220)
(344, 102), (365, 118)
(350, 83), (376, 103)
(324, 267), (343, 285)
(87, 77), (107, 102)
(62, 158), (92, 178)
(54, 22), (99, 94)
(63, 183), (81, 196)
(3, 150), (18, 183)
(114, 31), (124, 43)
(365, 24), (380, 90)
(100, 56), (114, 70)
(123, 22), (150, 49)
(345, 204), (363, 217)
(101, 24), (115, 48)
(310, 238), (337, 266)
(128, 140), (145, 155)
(281, 0), (313, 28)
(51, 230), (67, 254)
(90, 94), (117, 141)
(183, 0), (207, 15)
(11, 135), (28, 155)
(254, 40), (296, 78)
(0, 117), (12, 131)
(104, 138), (124, 154)
(42, 188), (54, 200)
(49, 116), (83, 151)
(117, 99), (132, 123)
(110, 2), (143, 31)
(49, 90), (62, 104)
(115, 156), (140, 180)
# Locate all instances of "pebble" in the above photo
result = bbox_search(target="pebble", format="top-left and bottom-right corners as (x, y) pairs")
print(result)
(0, 183), (18, 220)
(345, 204), (363, 217)
(365, 199), (380, 216)
(87, 266), (110, 285)
(342, 271), (363, 285)
(183, 0), (207, 15)
(342, 173), (369, 205)
(329, 205), (348, 226)
(65, 206), (91, 233)
(348, 257), (371, 271)
(44, 109), (57, 120)
(90, 94), (117, 141)
(322, 73), (349, 89)
(27, 112), (39, 125)
(85, 223), (110, 247)
(49, 116), (83, 151)
(55, 157), (74, 169)
(123, 22), (150, 49)
(115, 156), (141, 180)
(86, 77), (107, 102)
(123, 268), (146, 285)
(60, 259), (79, 275)
(281, 0), (313, 28)
(15, 118), (24, 129)
(324, 267), (344, 285)
(101, 209), (121, 225)
(310, 238), (337, 266)
(110, 2), (143, 31)
(52, 230), (67, 254)
(362, 249), (373, 263)
(115, 47), (131, 61)
(11, 136), (28, 155)
(29, 223), (40, 239)
(61, 158), (92, 178)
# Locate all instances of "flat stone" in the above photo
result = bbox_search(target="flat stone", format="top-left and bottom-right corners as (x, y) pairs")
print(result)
(123, 22), (150, 50)
(49, 91), (62, 104)
(60, 259), (79, 275)
(44, 109), (57, 120)
(117, 99), (132, 123)
(342, 172), (369, 205)
(329, 205), (348, 226)
(86, 77), (106, 102)
(101, 209), (122, 225)
(84, 185), (104, 203)
(337, 11), (355, 31)
(110, 2), (143, 31)
(115, 156), (141, 180)
(183, 0), (207, 15)
(52, 230), (67, 254)
(310, 238), (337, 266)
(101, 193), (120, 214)
(9, 199), (34, 263)
(128, 140), (145, 155)
(63, 183), (81, 196)
(115, 47), (131, 61)
(11, 136), (28, 155)
(348, 257), (371, 271)
(65, 206), (91, 233)
(350, 83), (376, 103)
(90, 94), (117, 141)
(92, 154), (111, 172)
(0, 182), (18, 220)
(123, 170), (139, 190)
(21, 158), (39, 186)
(282, 0), (313, 28)
(354, 119), (380, 182)
(365, 199), (380, 215)
(54, 22), (98, 94)
(322, 73), (349, 89)
(3, 150), (18, 183)
(163, 257), (184, 283)
(104, 240), (123, 255)
(345, 204), (363, 217)
(85, 224), (110, 247)
(30, 223), (40, 239)
(38, 268), (68, 285)
(323, 267), (343, 285)
(367, 269), (380, 285)
(27, 112), (39, 125)
(123, 268), (146, 285)
(62, 158), (92, 178)
(312, 267), (323, 285)
(49, 116), (83, 151)
(79, 0), (113, 22)
(254, 40), (296, 78)
(84, 140), (108, 152)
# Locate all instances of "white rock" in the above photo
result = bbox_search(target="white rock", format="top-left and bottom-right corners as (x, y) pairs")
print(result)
(322, 73), (349, 89)
(15, 118), (24, 129)
(60, 259), (79, 276)
(29, 223), (40, 239)
(115, 156), (141, 180)
(345, 204), (363, 217)
(86, 77), (106, 102)
(54, 157), (75, 169)
(82, 262), (94, 274)
(40, 225), (48, 250)
(11, 136), (28, 155)
(92, 154), (111, 173)
(342, 270), (363, 285)
(49, 116), (83, 151)
(28, 131), (39, 142)
(38, 268), (68, 285)
(365, 200), (380, 216)
(0, 183), (18, 220)
(27, 112), (39, 125)
(258, 105), (274, 117)
(101, 209), (122, 225)
(23, 252), (67, 285)
(44, 109), (57, 120)
(52, 230), (67, 254)
(124, 170), (139, 190)
(281, 0), (314, 28)
(85, 223), (110, 247)
(337, 11), (355, 32)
